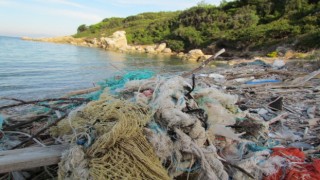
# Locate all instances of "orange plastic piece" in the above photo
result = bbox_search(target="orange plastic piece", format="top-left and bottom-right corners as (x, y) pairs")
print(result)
(264, 148), (320, 180)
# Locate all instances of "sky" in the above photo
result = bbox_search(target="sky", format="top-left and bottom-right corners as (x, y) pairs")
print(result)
(0, 0), (224, 37)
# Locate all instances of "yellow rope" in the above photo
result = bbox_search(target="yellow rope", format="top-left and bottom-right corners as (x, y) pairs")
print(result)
(54, 92), (170, 180)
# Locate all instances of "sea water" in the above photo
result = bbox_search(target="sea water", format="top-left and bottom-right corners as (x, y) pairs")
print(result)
(0, 36), (196, 103)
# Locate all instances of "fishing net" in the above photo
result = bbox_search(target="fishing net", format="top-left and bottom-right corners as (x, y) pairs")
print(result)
(52, 92), (169, 180)
(86, 70), (154, 100)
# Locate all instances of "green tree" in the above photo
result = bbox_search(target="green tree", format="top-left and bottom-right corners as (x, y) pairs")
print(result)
(77, 24), (87, 33)
(230, 5), (260, 29)
(174, 26), (204, 49)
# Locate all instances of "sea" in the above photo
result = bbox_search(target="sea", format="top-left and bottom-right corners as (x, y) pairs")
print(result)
(0, 36), (197, 103)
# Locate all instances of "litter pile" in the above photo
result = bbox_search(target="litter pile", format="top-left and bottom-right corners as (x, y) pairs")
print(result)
(0, 56), (319, 179)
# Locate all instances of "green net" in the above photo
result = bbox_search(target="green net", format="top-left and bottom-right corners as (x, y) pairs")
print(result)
(86, 70), (154, 100)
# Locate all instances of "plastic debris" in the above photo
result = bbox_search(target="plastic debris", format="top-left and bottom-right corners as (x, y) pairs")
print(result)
(268, 96), (283, 111)
(0, 114), (3, 131)
(288, 142), (314, 150)
(246, 79), (282, 85)
(249, 59), (270, 67)
(264, 148), (320, 180)
(0, 58), (319, 180)
(258, 108), (269, 116)
(234, 76), (255, 83)
(272, 59), (285, 69)
(86, 70), (154, 100)
(199, 73), (225, 83)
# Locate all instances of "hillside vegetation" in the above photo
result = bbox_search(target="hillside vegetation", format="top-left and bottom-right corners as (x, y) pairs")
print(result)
(74, 0), (320, 53)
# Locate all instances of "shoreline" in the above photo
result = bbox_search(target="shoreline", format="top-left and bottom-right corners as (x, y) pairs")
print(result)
(21, 31), (314, 65)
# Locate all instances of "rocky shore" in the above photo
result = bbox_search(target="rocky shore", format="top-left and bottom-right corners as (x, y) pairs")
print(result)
(22, 31), (212, 62)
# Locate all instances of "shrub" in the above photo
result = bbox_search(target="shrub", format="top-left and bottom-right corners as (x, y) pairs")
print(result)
(166, 40), (185, 52)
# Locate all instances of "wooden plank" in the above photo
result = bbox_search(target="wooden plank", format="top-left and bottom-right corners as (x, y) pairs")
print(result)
(0, 144), (68, 173)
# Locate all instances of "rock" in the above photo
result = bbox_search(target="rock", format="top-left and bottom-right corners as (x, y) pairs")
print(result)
(22, 36), (85, 45)
(136, 46), (145, 52)
(177, 52), (184, 57)
(92, 38), (98, 45)
(272, 59), (285, 69)
(80, 42), (88, 46)
(103, 31), (128, 49)
(276, 46), (292, 57)
(163, 48), (172, 54)
(126, 46), (136, 51)
(155, 43), (166, 52)
(21, 37), (32, 40)
(145, 46), (156, 53)
(100, 37), (106, 42)
(184, 49), (204, 61)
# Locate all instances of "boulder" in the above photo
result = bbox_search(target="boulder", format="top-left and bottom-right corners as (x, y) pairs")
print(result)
(155, 43), (166, 52)
(80, 42), (88, 46)
(103, 31), (128, 49)
(145, 46), (156, 53)
(177, 52), (184, 56)
(126, 46), (136, 51)
(184, 49), (205, 61)
(92, 38), (99, 46)
(136, 46), (145, 52)
(163, 48), (172, 54)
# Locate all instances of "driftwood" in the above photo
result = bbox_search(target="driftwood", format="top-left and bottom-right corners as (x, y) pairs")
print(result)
(0, 144), (68, 173)
(11, 114), (68, 149)
(0, 97), (66, 112)
(64, 86), (100, 97)
(3, 114), (49, 131)
(226, 69), (297, 80)
(291, 69), (320, 85)
(0, 97), (89, 111)
(268, 112), (289, 125)
(182, 48), (225, 77)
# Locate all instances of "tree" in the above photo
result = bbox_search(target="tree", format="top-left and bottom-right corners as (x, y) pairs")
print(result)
(77, 24), (88, 33)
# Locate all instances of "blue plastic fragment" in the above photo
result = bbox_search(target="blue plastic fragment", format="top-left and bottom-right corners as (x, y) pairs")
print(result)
(0, 114), (4, 130)
(76, 138), (86, 146)
(265, 139), (281, 148)
(247, 143), (269, 152)
(245, 79), (281, 85)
